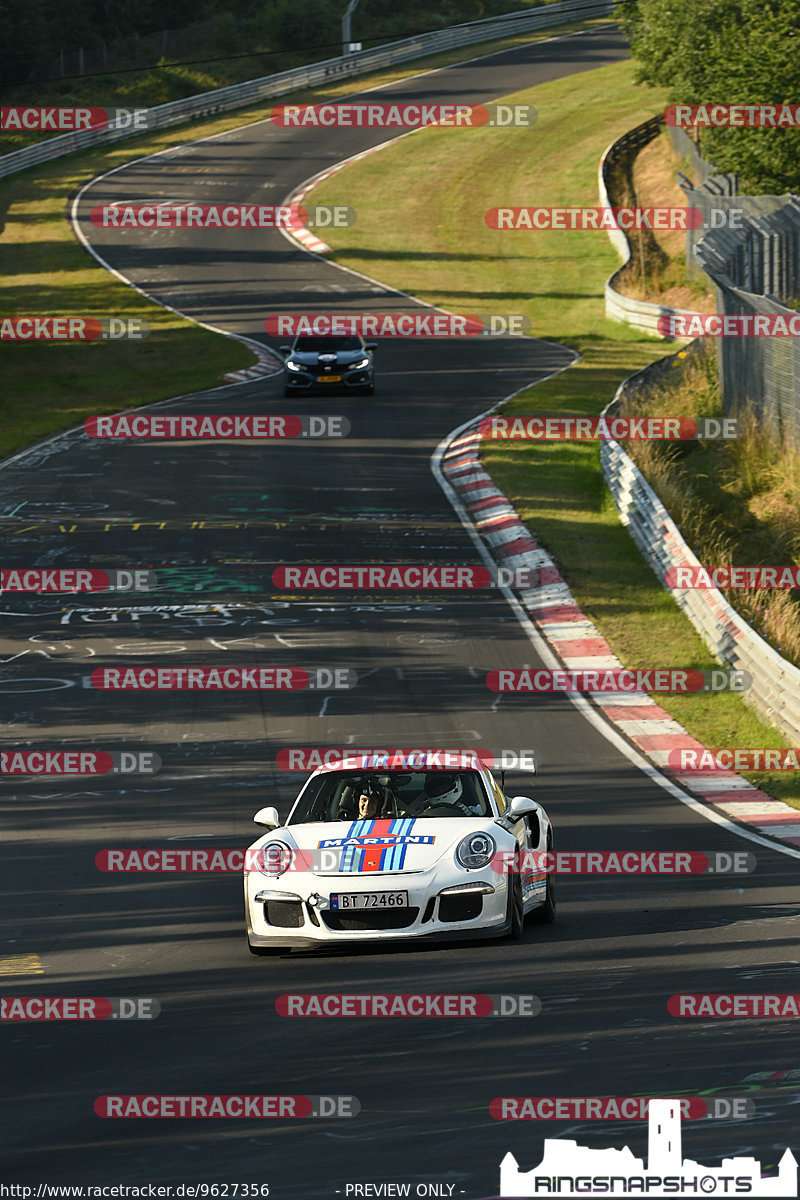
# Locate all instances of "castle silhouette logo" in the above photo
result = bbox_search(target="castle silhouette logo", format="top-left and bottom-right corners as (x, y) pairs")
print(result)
(500, 1098), (797, 1197)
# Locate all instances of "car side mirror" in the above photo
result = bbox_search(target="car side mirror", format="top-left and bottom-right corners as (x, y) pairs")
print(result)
(279, 345), (291, 354)
(253, 806), (280, 829)
(507, 796), (537, 821)
(365, 342), (377, 351)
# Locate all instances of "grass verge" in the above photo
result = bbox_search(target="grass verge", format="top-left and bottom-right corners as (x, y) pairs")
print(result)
(305, 56), (800, 810)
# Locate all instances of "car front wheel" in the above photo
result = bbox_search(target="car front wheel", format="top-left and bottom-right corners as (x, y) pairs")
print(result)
(507, 875), (524, 940)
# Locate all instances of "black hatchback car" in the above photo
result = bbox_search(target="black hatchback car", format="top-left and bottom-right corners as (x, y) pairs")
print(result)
(280, 334), (376, 397)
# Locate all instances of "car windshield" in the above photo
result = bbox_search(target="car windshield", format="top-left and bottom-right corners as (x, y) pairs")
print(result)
(287, 770), (492, 824)
(294, 336), (362, 352)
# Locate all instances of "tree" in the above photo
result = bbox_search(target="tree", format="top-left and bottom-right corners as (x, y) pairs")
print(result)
(617, 0), (800, 192)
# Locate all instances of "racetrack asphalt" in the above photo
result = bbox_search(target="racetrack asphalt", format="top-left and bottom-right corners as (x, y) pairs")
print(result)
(2, 24), (799, 1197)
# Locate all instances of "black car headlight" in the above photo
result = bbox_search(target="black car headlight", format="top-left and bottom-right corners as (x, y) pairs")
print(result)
(285, 360), (305, 373)
(349, 356), (370, 370)
(258, 841), (294, 876)
(456, 832), (496, 869)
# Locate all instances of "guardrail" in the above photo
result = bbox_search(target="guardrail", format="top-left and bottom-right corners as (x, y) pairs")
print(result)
(598, 114), (698, 335)
(0, 0), (613, 182)
(600, 348), (800, 744)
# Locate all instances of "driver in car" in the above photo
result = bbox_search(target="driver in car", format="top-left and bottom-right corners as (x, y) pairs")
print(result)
(419, 773), (475, 814)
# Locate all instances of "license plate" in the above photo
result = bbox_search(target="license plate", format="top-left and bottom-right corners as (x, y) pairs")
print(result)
(330, 891), (408, 910)
(317, 374), (341, 383)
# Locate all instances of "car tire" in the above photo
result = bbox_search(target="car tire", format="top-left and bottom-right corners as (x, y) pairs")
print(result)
(507, 874), (525, 940)
(532, 840), (556, 924)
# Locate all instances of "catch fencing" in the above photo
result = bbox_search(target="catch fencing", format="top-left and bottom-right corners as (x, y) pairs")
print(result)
(671, 124), (800, 444)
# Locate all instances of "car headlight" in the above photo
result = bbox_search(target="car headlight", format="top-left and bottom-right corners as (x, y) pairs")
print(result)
(456, 832), (496, 869)
(258, 840), (294, 876)
(285, 359), (305, 372)
(349, 356), (370, 370)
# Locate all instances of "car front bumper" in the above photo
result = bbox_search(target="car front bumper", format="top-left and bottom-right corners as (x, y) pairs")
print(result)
(244, 870), (511, 948)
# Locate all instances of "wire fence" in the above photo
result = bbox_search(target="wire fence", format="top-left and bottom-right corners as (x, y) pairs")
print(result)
(668, 127), (800, 444)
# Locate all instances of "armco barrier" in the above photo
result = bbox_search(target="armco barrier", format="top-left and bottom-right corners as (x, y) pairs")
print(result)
(598, 114), (698, 335)
(0, 0), (612, 182)
(599, 354), (800, 745)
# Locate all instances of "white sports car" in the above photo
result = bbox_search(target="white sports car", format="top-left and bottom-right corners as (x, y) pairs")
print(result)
(244, 760), (555, 954)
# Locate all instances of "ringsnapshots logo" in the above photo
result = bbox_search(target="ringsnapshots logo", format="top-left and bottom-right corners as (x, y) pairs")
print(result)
(90, 666), (357, 690)
(271, 101), (537, 128)
(1, 317), (149, 340)
(665, 103), (800, 128)
(1, 106), (151, 132)
(266, 313), (529, 337)
(0, 568), (155, 593)
(1, 997), (159, 1020)
(490, 1096), (755, 1121)
(275, 993), (540, 1017)
(1, 749), (160, 776)
(486, 668), (752, 693)
(479, 415), (738, 440)
(88, 203), (354, 230)
(498, 1098), (797, 1197)
(84, 414), (349, 439)
(94, 1095), (359, 1118)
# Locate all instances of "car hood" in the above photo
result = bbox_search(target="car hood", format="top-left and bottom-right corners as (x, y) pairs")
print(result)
(288, 350), (367, 365)
(256, 817), (496, 876)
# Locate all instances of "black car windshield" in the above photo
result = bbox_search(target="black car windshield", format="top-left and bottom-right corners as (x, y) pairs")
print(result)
(287, 770), (492, 824)
(294, 336), (362, 352)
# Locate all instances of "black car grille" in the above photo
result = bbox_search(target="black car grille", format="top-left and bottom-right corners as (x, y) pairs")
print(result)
(322, 908), (419, 932)
(438, 893), (483, 923)
(265, 900), (304, 928)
